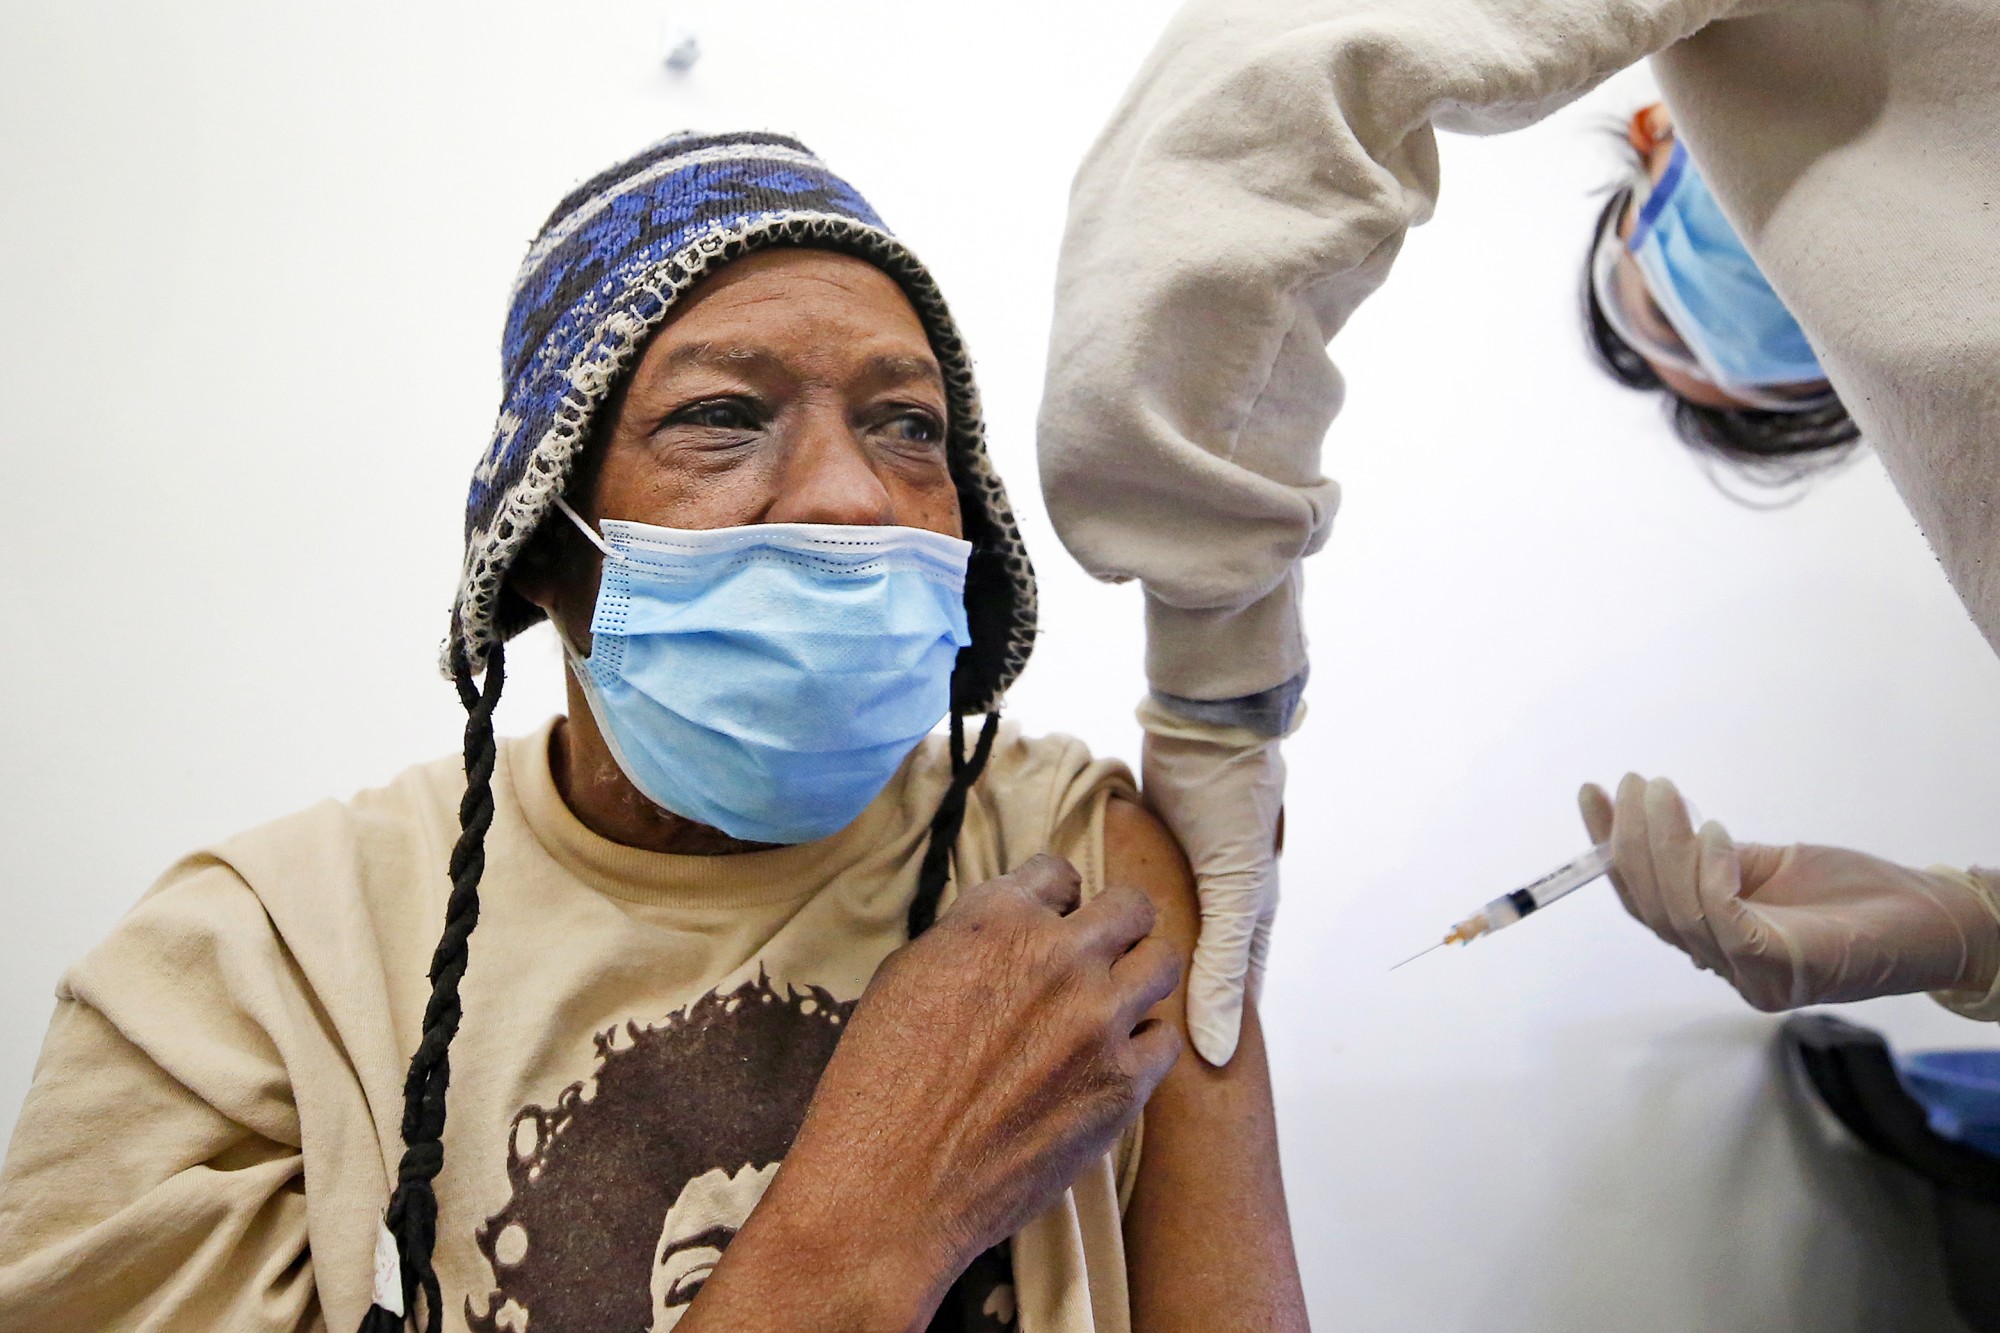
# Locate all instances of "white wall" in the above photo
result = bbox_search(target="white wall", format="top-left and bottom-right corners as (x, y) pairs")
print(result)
(4, 3), (1998, 1329)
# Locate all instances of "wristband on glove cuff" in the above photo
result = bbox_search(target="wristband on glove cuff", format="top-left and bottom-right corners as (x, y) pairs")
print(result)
(1929, 866), (2000, 1023)
(1151, 668), (1309, 737)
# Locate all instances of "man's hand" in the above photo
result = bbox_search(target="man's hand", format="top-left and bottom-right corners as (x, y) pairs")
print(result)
(679, 853), (1183, 1333)
(1581, 774), (2000, 1011)
(1138, 702), (1285, 1067)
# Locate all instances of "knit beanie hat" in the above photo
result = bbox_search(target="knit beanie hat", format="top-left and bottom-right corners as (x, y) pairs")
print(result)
(449, 129), (1036, 715)
(362, 133), (1036, 1333)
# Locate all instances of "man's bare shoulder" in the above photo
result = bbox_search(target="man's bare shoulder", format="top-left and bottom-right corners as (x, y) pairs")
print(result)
(1102, 796), (1198, 968)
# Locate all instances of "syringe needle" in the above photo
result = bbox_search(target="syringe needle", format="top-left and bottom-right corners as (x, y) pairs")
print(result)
(1389, 940), (1446, 972)
(1388, 843), (1613, 974)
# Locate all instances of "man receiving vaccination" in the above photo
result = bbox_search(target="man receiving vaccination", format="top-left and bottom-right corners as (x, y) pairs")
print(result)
(0, 134), (1309, 1333)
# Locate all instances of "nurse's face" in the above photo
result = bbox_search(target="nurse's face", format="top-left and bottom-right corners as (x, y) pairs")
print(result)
(1605, 104), (1829, 411)
(520, 246), (963, 652)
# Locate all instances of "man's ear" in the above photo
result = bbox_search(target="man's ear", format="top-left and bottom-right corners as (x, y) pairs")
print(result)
(509, 521), (566, 616)
(509, 512), (604, 653)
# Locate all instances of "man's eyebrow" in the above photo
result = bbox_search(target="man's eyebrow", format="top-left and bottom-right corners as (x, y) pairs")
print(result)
(651, 344), (943, 390)
(658, 342), (786, 375)
(860, 354), (945, 390)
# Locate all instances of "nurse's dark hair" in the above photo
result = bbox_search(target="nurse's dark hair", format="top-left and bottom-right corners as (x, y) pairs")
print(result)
(363, 377), (998, 1333)
(1584, 177), (1862, 493)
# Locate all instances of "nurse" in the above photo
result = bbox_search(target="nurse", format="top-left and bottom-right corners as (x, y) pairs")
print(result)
(1040, 0), (2000, 1064)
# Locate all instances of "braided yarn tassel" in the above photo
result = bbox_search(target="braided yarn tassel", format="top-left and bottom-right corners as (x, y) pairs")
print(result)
(905, 698), (1006, 1320)
(360, 642), (506, 1333)
(907, 707), (1001, 938)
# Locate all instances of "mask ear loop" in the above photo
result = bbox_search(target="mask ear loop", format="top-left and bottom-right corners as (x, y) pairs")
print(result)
(547, 495), (631, 663)
(552, 495), (628, 563)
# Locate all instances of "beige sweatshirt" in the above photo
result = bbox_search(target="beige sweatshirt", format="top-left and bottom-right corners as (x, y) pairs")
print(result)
(0, 720), (1142, 1332)
(1040, 0), (2000, 702)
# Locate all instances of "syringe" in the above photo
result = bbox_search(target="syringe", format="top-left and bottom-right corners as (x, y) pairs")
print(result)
(1391, 843), (1616, 970)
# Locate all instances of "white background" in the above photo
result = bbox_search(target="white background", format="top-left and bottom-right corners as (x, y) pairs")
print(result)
(4, 2), (1999, 1329)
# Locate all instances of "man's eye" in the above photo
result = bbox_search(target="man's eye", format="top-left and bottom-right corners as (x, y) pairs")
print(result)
(881, 410), (944, 447)
(671, 399), (760, 431)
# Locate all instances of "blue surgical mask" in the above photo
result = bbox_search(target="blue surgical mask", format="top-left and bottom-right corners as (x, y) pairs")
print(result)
(554, 499), (973, 845)
(1624, 139), (1825, 396)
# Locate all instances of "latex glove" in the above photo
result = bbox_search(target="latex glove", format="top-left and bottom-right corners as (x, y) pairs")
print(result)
(1137, 697), (1286, 1065)
(1579, 774), (2000, 1012)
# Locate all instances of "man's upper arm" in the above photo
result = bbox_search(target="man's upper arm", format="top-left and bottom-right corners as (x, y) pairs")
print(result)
(1101, 796), (1308, 1331)
(0, 865), (320, 1331)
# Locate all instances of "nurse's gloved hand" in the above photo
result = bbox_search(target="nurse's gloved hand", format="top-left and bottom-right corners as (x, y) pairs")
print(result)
(1579, 775), (2000, 1012)
(1138, 699), (1285, 1066)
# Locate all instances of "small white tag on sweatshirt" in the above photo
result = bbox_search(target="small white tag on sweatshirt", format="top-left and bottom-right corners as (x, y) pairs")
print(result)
(373, 1219), (405, 1317)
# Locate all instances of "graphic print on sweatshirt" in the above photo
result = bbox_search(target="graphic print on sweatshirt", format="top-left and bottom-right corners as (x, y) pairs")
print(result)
(466, 971), (1016, 1333)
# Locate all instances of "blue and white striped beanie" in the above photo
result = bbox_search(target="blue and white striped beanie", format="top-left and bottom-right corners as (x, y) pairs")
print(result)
(449, 130), (1037, 714)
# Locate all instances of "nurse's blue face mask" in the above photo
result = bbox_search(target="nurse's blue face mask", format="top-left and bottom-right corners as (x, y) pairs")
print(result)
(553, 497), (973, 845)
(1594, 138), (1829, 409)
